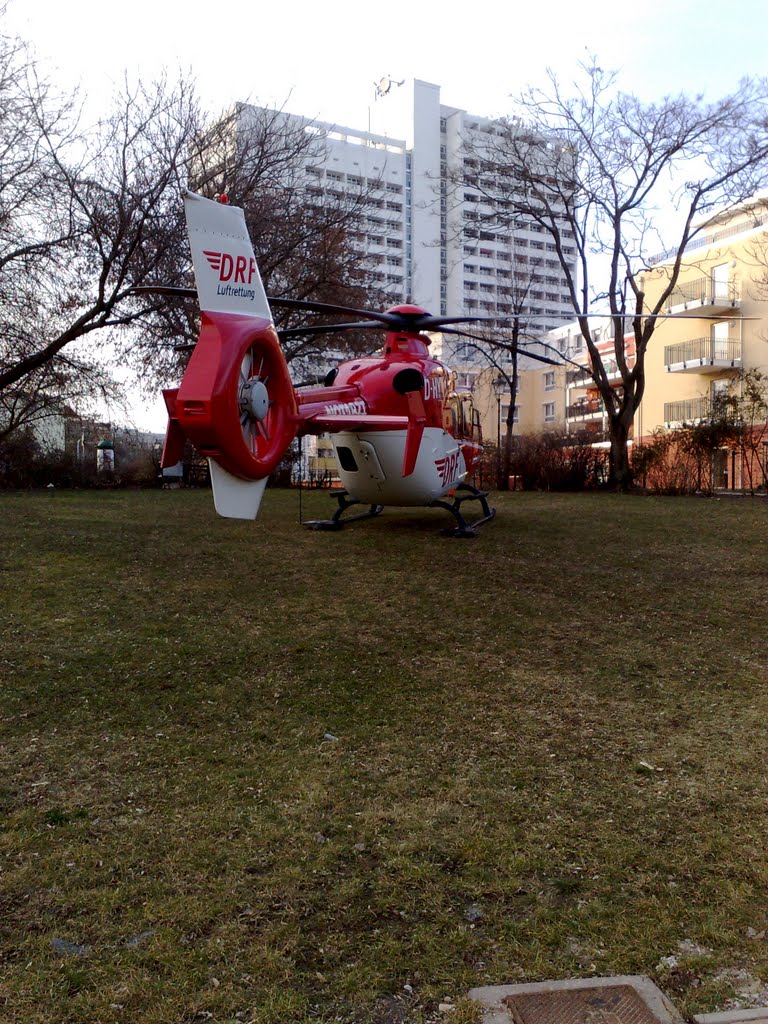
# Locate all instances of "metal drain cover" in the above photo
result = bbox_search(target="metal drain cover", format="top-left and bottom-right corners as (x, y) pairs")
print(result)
(470, 976), (684, 1024)
(505, 984), (665, 1023)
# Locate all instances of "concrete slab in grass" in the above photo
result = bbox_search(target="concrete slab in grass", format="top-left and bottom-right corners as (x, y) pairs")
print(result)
(693, 1011), (768, 1024)
(469, 975), (684, 1024)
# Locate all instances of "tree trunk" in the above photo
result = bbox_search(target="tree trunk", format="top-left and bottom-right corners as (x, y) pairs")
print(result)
(608, 415), (633, 490)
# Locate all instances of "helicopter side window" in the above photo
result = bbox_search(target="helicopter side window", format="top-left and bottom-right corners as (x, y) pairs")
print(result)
(336, 446), (359, 472)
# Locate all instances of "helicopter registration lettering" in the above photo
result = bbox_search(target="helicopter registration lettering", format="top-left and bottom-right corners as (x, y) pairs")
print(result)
(325, 399), (367, 416)
(423, 374), (446, 401)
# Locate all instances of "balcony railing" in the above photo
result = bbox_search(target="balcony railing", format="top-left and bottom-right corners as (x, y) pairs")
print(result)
(567, 398), (605, 420)
(664, 396), (711, 423)
(664, 336), (741, 368)
(669, 276), (737, 303)
(568, 359), (624, 388)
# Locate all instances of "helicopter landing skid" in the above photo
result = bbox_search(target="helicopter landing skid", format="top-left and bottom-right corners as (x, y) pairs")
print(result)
(430, 483), (496, 538)
(304, 491), (385, 531)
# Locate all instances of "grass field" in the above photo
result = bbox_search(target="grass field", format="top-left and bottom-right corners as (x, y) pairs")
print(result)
(1, 487), (767, 1024)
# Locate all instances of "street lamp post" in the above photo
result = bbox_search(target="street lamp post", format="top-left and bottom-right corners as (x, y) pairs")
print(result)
(492, 374), (506, 489)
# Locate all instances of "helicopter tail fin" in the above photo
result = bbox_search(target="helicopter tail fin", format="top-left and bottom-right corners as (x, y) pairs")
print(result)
(160, 193), (297, 519)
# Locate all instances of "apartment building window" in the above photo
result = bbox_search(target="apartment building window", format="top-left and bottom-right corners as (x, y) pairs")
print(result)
(543, 402), (556, 422)
(544, 371), (556, 391)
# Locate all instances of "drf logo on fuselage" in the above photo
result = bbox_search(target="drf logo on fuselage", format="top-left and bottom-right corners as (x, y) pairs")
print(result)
(435, 450), (463, 486)
(204, 250), (257, 285)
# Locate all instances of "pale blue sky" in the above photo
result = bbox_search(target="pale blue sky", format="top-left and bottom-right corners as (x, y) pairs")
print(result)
(8, 0), (768, 133)
(5, 0), (768, 430)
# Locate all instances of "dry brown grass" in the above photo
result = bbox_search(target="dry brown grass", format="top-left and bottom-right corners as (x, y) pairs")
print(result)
(0, 488), (767, 1023)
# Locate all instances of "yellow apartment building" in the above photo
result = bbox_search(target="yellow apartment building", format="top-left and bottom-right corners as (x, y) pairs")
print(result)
(472, 199), (768, 490)
(637, 199), (768, 432)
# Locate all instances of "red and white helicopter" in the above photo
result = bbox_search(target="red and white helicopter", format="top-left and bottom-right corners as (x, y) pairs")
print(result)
(154, 192), (564, 536)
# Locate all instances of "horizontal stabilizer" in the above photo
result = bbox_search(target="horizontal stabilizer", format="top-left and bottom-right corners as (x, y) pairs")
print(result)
(209, 459), (268, 519)
(301, 414), (408, 434)
(160, 388), (186, 468)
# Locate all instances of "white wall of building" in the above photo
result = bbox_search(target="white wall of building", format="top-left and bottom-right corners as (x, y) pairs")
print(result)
(237, 79), (577, 353)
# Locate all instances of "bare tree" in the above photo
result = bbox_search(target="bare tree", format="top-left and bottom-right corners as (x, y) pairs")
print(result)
(464, 62), (768, 488)
(0, 18), (199, 397)
(0, 352), (123, 445)
(183, 103), (395, 375)
(449, 272), (545, 488)
(0, 26), (390, 428)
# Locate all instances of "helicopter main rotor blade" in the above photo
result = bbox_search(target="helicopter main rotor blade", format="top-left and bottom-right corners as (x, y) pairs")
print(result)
(278, 320), (390, 341)
(268, 297), (402, 326)
(438, 326), (567, 367)
(131, 285), (197, 298)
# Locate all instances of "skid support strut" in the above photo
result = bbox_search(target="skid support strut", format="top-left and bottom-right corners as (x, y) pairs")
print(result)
(304, 490), (384, 531)
(430, 483), (496, 538)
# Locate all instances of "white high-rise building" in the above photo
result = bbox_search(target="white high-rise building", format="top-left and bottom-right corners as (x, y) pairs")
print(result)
(233, 79), (576, 363)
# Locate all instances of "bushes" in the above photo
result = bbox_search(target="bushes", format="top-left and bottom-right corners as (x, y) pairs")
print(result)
(0, 437), (161, 489)
(506, 431), (609, 491)
(631, 429), (705, 495)
(630, 423), (743, 495)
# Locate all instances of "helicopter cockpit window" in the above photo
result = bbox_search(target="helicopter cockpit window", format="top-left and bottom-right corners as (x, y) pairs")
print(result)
(460, 396), (474, 436)
(445, 394), (460, 435)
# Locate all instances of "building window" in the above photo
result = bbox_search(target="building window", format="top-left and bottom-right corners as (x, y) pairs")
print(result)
(544, 371), (556, 391)
(543, 402), (555, 422)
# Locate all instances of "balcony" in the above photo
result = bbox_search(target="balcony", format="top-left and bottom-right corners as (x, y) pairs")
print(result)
(664, 337), (741, 373)
(567, 359), (624, 389)
(566, 398), (606, 422)
(664, 275), (739, 316)
(664, 396), (711, 425)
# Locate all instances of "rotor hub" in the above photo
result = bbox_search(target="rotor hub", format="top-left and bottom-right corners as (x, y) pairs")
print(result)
(240, 378), (270, 422)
